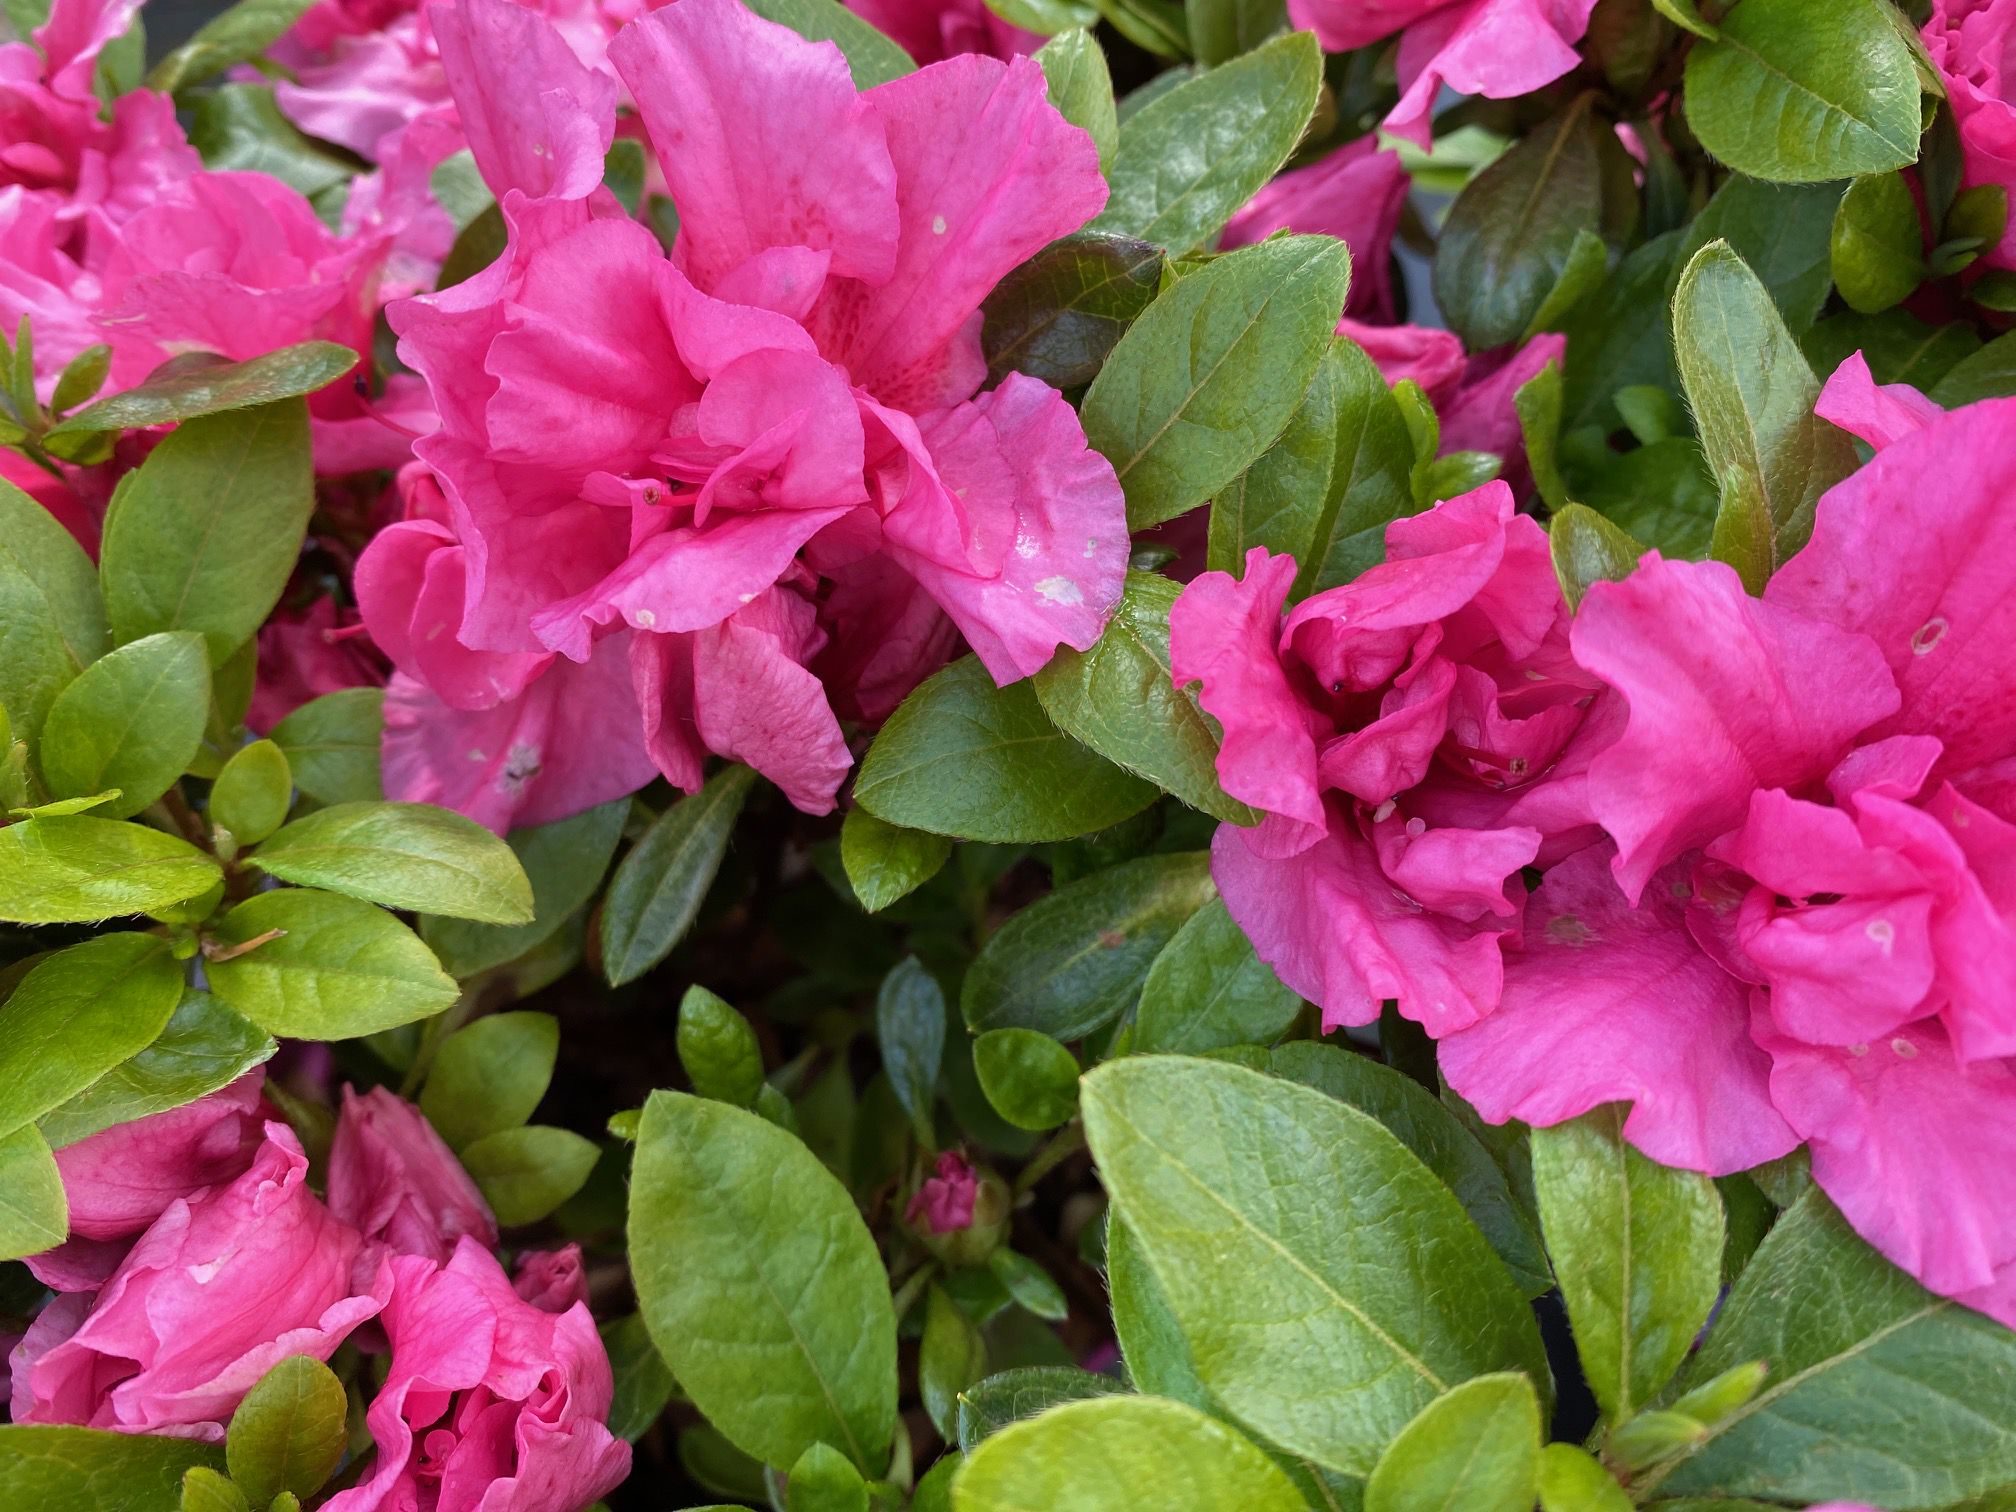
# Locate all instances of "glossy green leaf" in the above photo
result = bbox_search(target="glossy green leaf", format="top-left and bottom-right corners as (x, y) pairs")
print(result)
(839, 808), (951, 913)
(204, 889), (458, 1040)
(0, 1425), (224, 1512)
(1131, 897), (1299, 1055)
(460, 1124), (599, 1226)
(1674, 176), (1844, 334)
(420, 1011), (558, 1150)
(39, 632), (210, 819)
(962, 852), (1213, 1040)
(1364, 1373), (1540, 1512)
(186, 85), (356, 201)
(0, 816), (222, 924)
(0, 1123), (66, 1263)
(923, 1285), (989, 1441)
(39, 991), (274, 1148)
(419, 799), (626, 976)
(855, 658), (1156, 843)
(630, 1090), (898, 1472)
(973, 1029), (1080, 1131)
(224, 1355), (346, 1506)
(1035, 30), (1117, 169)
(98, 399), (315, 665)
(146, 0), (316, 93)
(1531, 1107), (1724, 1423)
(677, 986), (765, 1108)
(51, 346), (356, 439)
(248, 801), (532, 925)
(1082, 1055), (1548, 1477)
(988, 1248), (1070, 1322)
(875, 957), (945, 1142)
(955, 1368), (1123, 1452)
(601, 1313), (679, 1442)
(952, 1395), (1305, 1512)
(0, 934), (183, 1137)
(787, 1442), (868, 1512)
(1548, 504), (1647, 613)
(0, 476), (107, 751)
(270, 689), (383, 805)
(743, 0), (913, 86)
(1093, 31), (1319, 255)
(1930, 327), (2016, 407)
(600, 765), (754, 984)
(1832, 171), (1925, 313)
(1673, 241), (1856, 592)
(1034, 572), (1257, 825)
(1083, 235), (1351, 530)
(209, 740), (292, 847)
(1682, 0), (1920, 183)
(983, 232), (1161, 391)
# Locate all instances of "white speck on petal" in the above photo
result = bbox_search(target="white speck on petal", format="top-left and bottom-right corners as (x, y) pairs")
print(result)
(739, 592), (756, 604)
(468, 748), (488, 762)
(1849, 1042), (1869, 1057)
(1034, 576), (1083, 606)
(1083, 538), (1098, 557)
(1912, 617), (1949, 655)
(1865, 918), (1894, 953)
(932, 215), (947, 235)
(1891, 1037), (1919, 1058)
(1014, 531), (1039, 559)
(634, 609), (657, 628)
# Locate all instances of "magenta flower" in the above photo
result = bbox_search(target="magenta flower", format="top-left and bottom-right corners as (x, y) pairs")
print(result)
(361, 0), (1124, 830)
(907, 1151), (980, 1234)
(512, 1245), (590, 1313)
(843, 0), (1042, 64)
(1923, 0), (2016, 270)
(1222, 136), (1410, 322)
(248, 595), (391, 734)
(323, 1237), (630, 1512)
(328, 1086), (500, 1264)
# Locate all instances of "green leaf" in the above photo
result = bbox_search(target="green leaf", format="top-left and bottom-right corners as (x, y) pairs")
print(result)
(0, 476), (107, 751)
(0, 1425), (225, 1512)
(601, 1312), (680, 1442)
(146, 0), (316, 93)
(1363, 1373), (1540, 1512)
(0, 1123), (66, 1262)
(0, 934), (183, 1137)
(600, 765), (755, 984)
(419, 1011), (558, 1150)
(271, 689), (384, 806)
(460, 1123), (599, 1226)
(187, 85), (358, 203)
(1434, 96), (1614, 351)
(50, 346), (357, 438)
(854, 658), (1156, 843)
(420, 798), (625, 977)
(98, 399), (315, 665)
(982, 232), (1162, 391)
(1832, 172), (1925, 313)
(1536, 1442), (1632, 1512)
(1035, 30), (1118, 170)
(437, 203), (507, 291)
(247, 801), (532, 925)
(1132, 897), (1298, 1055)
(1092, 31), (1320, 255)
(839, 808), (951, 913)
(1082, 1056), (1548, 1477)
(630, 1090), (898, 1472)
(209, 740), (292, 847)
(1082, 234), (1351, 531)
(1531, 1108), (1723, 1424)
(922, 1285), (989, 1441)
(1516, 360), (1568, 511)
(178, 1466), (248, 1512)
(1672, 241), (1856, 593)
(677, 986), (765, 1108)
(962, 852), (1213, 1040)
(875, 957), (945, 1143)
(1681, 0), (1920, 183)
(1034, 572), (1257, 825)
(678, 1424), (770, 1503)
(952, 1395), (1306, 1511)
(787, 1442), (868, 1512)
(1185, 0), (1282, 66)
(38, 991), (274, 1148)
(1206, 334), (1416, 597)
(742, 0), (913, 87)
(1650, 0), (1715, 37)
(224, 1355), (347, 1506)
(50, 345), (110, 417)
(955, 1367), (1124, 1452)
(1675, 176), (1844, 334)
(987, 1249), (1070, 1322)
(974, 1029), (1080, 1131)
(205, 889), (458, 1040)
(1558, 232), (1686, 433)
(1930, 327), (2016, 407)
(1548, 504), (1647, 613)
(39, 632), (210, 819)
(1638, 1192), (2016, 1505)
(0, 815), (222, 923)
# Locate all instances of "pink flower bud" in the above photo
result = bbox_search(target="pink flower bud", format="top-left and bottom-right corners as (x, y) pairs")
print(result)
(327, 1086), (497, 1263)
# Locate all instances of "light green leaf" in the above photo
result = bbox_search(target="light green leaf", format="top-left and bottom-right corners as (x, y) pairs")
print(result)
(0, 476), (107, 751)
(876, 957), (945, 1143)
(178, 1465), (247, 1512)
(1832, 171), (1925, 313)
(952, 1395), (1305, 1512)
(39, 991), (274, 1148)
(955, 1367), (1124, 1452)
(270, 689), (383, 806)
(1092, 31), (1320, 255)
(1364, 1373), (1540, 1512)
(787, 1442), (868, 1512)
(1548, 504), (1647, 613)
(204, 889), (458, 1040)
(145, 0), (316, 92)
(742, 0), (913, 86)
(39, 632), (210, 818)
(1035, 30), (1117, 170)
(630, 1090), (898, 1472)
(923, 1285), (989, 1441)
(419, 1011), (558, 1150)
(677, 985), (765, 1108)
(1082, 1056), (1548, 1477)
(224, 1356), (347, 1506)
(600, 765), (755, 985)
(962, 852), (1213, 1040)
(98, 399), (315, 665)
(248, 801), (532, 925)
(418, 798), (622, 976)
(0, 816), (222, 924)
(51, 346), (354, 438)
(1034, 572), (1257, 825)
(460, 1123), (599, 1226)
(1531, 1108), (1723, 1424)
(0, 1124), (66, 1262)
(840, 808), (951, 913)
(988, 1249), (1070, 1322)
(209, 739), (292, 847)
(983, 232), (1162, 391)
(1516, 360), (1568, 511)
(0, 934), (183, 1137)
(973, 1029), (1080, 1131)
(50, 344), (110, 416)
(0, 1425), (224, 1512)
(1536, 1442), (1632, 1512)
(1682, 0), (1920, 184)
(1132, 896), (1299, 1055)
(854, 658), (1156, 843)
(1082, 235), (1351, 531)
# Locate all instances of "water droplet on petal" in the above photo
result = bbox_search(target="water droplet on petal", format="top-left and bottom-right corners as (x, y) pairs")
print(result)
(1891, 1037), (1919, 1058)
(1864, 917), (1894, 953)
(931, 215), (947, 235)
(1404, 816), (1427, 838)
(1911, 617), (1949, 655)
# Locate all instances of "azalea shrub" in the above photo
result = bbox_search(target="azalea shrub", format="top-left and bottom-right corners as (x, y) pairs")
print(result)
(2, 0), (2015, 1505)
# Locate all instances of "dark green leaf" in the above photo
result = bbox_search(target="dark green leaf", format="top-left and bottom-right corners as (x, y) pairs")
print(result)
(39, 991), (274, 1148)
(742, 0), (913, 87)
(974, 1028), (1081, 1130)
(1131, 897), (1299, 1055)
(601, 1313), (679, 1442)
(1675, 176), (1844, 333)
(0, 934), (183, 1137)
(224, 1355), (347, 1506)
(1363, 1374), (1540, 1512)
(1801, 309), (1980, 393)
(1516, 360), (1568, 510)
(0, 816), (222, 924)
(1185, 0), (1283, 66)
(1930, 328), (2016, 406)
(187, 86), (359, 202)
(677, 985), (765, 1108)
(0, 475), (107, 751)
(39, 632), (210, 818)
(0, 1124), (66, 1263)
(1548, 503), (1647, 612)
(839, 808), (951, 913)
(50, 345), (110, 416)
(954, 1367), (1125, 1451)
(437, 204), (507, 292)
(460, 1124), (599, 1226)
(876, 957), (944, 1142)
(249, 801), (533, 925)
(421, 799), (625, 976)
(982, 232), (1162, 390)
(1558, 231), (1685, 432)
(988, 1248), (1071, 1321)
(0, 1425), (224, 1512)
(1832, 172), (1925, 313)
(271, 689), (384, 806)
(50, 346), (357, 437)
(600, 765), (755, 985)
(419, 1011), (558, 1150)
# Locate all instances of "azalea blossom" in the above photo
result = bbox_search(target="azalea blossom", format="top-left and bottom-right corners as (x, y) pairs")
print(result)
(1222, 135), (1410, 322)
(327, 1085), (500, 1265)
(1922, 0), (2016, 270)
(361, 0), (1125, 830)
(844, 0), (1041, 63)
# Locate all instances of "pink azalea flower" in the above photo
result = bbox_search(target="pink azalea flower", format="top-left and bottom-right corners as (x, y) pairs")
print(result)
(1922, 0), (2016, 270)
(843, 0), (1041, 63)
(1222, 136), (1410, 322)
(327, 1086), (499, 1265)
(248, 595), (391, 734)
(1286, 0), (1602, 146)
(1171, 482), (1605, 1034)
(513, 1245), (590, 1313)
(9, 1120), (390, 1439)
(322, 1237), (630, 1512)
(907, 1151), (979, 1234)
(362, 0), (1124, 829)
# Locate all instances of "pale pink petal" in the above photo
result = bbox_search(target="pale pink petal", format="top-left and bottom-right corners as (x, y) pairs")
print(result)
(34, 0), (143, 99)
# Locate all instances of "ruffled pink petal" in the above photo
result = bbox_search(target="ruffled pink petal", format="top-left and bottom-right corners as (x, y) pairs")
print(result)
(46, 1075), (267, 1242)
(328, 1087), (498, 1265)
(1384, 0), (1601, 148)
(1814, 350), (1946, 452)
(355, 520), (552, 710)
(1283, 0), (1445, 52)
(34, 0), (143, 99)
